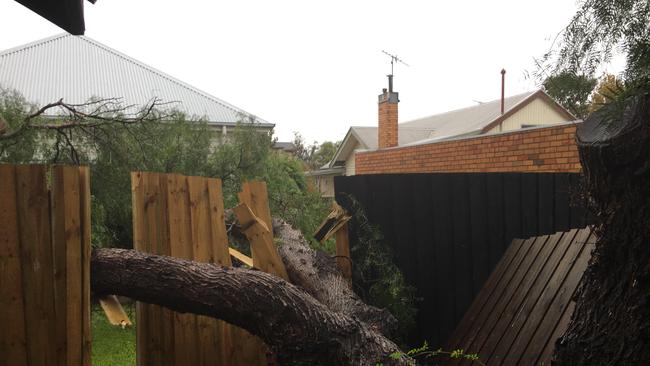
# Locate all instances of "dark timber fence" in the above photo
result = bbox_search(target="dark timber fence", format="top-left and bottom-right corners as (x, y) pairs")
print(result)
(334, 172), (590, 347)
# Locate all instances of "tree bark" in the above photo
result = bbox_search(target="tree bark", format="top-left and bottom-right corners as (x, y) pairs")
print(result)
(91, 248), (408, 366)
(274, 219), (398, 337)
(553, 92), (650, 364)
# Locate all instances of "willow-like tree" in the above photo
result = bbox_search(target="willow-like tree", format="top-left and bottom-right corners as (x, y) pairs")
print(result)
(544, 1), (650, 364)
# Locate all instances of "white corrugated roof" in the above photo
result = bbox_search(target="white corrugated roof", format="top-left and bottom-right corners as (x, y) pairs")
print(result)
(0, 34), (272, 127)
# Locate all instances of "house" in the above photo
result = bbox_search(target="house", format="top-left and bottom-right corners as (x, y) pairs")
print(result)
(0, 34), (274, 137)
(309, 76), (577, 195)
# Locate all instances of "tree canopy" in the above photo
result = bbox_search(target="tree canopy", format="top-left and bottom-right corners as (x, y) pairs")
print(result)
(0, 89), (331, 251)
(543, 71), (597, 119)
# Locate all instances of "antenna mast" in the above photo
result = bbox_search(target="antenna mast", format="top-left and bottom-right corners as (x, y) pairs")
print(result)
(382, 50), (409, 75)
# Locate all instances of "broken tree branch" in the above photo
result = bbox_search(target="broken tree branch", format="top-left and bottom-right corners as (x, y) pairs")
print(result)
(91, 248), (408, 366)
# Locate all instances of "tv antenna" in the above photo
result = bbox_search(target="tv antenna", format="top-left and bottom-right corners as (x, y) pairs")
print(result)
(382, 50), (409, 75)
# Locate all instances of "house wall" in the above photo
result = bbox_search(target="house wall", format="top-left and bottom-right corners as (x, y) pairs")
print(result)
(309, 174), (336, 197)
(355, 122), (581, 175)
(345, 142), (361, 176)
(488, 98), (571, 133)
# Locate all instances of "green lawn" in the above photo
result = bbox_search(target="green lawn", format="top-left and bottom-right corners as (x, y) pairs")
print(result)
(92, 304), (136, 366)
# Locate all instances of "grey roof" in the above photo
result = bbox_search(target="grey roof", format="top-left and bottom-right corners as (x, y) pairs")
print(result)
(400, 91), (535, 139)
(350, 91), (536, 149)
(328, 90), (573, 167)
(272, 141), (297, 152)
(0, 34), (273, 127)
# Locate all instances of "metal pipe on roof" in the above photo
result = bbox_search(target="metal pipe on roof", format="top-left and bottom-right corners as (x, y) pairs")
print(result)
(501, 69), (506, 115)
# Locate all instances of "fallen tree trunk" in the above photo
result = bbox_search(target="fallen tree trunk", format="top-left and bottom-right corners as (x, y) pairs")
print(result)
(91, 248), (408, 366)
(274, 219), (398, 337)
(553, 91), (650, 364)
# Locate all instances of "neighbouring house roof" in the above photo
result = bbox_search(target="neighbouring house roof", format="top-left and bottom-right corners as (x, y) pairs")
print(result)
(305, 166), (345, 177)
(273, 141), (297, 152)
(0, 34), (273, 128)
(327, 89), (574, 167)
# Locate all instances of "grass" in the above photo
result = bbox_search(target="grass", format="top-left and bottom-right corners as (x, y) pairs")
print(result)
(91, 303), (136, 366)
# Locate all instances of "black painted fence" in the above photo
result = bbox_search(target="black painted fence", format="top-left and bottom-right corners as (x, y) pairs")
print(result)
(334, 172), (589, 348)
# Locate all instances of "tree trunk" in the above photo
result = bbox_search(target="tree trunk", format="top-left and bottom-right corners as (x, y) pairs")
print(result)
(273, 219), (398, 337)
(91, 248), (408, 366)
(553, 92), (650, 364)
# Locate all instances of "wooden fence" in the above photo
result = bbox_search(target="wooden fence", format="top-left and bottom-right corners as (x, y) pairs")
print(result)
(444, 227), (595, 365)
(0, 164), (91, 366)
(334, 172), (590, 347)
(132, 172), (285, 366)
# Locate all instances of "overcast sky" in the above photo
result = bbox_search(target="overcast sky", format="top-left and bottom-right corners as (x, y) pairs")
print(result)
(0, 1), (624, 144)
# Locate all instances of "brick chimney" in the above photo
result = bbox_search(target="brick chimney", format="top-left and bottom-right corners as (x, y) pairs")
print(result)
(378, 74), (399, 148)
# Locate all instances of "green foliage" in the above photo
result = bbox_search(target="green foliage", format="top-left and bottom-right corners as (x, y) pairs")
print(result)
(345, 196), (418, 343)
(537, 0), (649, 91)
(91, 304), (136, 366)
(543, 71), (597, 119)
(0, 90), (330, 251)
(259, 150), (333, 251)
(291, 132), (340, 170)
(379, 342), (485, 366)
(0, 88), (41, 162)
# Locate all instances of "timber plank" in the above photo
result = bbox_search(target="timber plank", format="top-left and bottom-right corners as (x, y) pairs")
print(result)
(411, 175), (439, 345)
(486, 174), (506, 266)
(445, 238), (525, 350)
(480, 230), (566, 364)
(538, 174), (555, 234)
(15, 165), (56, 365)
(154, 174), (175, 366)
(131, 172), (150, 366)
(238, 181), (273, 236)
(206, 178), (231, 267)
(206, 178), (235, 365)
(431, 174), (456, 341)
(0, 164), (28, 366)
(553, 174), (571, 232)
(463, 234), (550, 361)
(454, 236), (536, 355)
(515, 229), (594, 365)
(504, 228), (592, 364)
(334, 222), (352, 279)
(233, 203), (288, 280)
(51, 166), (69, 365)
(537, 300), (576, 365)
(143, 173), (165, 366)
(487, 229), (578, 365)
(390, 175), (417, 287)
(61, 166), (83, 366)
(79, 167), (92, 366)
(522, 173), (539, 238)
(188, 176), (220, 366)
(166, 174), (198, 366)
(451, 174), (473, 325)
(468, 173), (489, 299)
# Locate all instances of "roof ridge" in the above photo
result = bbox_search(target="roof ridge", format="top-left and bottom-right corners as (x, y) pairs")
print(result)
(74, 36), (247, 118)
(1, 34), (268, 124)
(402, 90), (537, 125)
(0, 33), (69, 58)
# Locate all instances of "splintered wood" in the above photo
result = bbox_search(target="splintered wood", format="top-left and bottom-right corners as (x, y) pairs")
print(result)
(0, 164), (92, 366)
(132, 175), (285, 365)
(314, 202), (352, 279)
(99, 295), (132, 328)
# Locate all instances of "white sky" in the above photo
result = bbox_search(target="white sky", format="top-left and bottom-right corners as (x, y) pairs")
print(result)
(0, 0), (625, 144)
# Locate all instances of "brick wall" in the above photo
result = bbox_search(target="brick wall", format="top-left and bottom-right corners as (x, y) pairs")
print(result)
(356, 122), (582, 174)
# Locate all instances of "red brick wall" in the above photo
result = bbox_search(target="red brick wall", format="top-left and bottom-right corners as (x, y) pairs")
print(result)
(378, 101), (398, 148)
(356, 123), (582, 174)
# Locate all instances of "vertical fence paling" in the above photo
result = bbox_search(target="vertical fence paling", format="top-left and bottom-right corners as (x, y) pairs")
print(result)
(0, 164), (91, 366)
(335, 172), (589, 347)
(133, 173), (280, 366)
